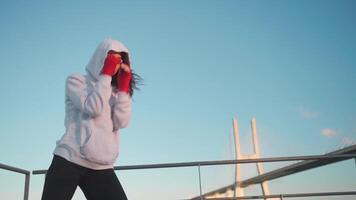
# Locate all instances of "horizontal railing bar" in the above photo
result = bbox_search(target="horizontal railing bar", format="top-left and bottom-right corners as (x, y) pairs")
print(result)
(191, 191), (356, 199)
(0, 163), (31, 175)
(32, 154), (356, 175)
(0, 163), (31, 200)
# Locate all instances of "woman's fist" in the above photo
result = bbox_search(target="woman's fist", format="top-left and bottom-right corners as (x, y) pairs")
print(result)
(117, 66), (131, 94)
(101, 54), (122, 76)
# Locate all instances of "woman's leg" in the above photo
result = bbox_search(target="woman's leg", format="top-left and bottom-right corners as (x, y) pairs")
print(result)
(79, 168), (128, 200)
(41, 155), (82, 200)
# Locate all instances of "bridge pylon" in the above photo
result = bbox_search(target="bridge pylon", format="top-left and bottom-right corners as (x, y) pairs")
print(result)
(231, 117), (280, 200)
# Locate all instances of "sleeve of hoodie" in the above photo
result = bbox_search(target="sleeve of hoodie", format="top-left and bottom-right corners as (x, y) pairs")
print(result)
(66, 74), (112, 117)
(112, 91), (131, 131)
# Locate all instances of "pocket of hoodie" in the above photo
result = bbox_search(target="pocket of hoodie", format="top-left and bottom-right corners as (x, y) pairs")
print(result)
(80, 125), (119, 165)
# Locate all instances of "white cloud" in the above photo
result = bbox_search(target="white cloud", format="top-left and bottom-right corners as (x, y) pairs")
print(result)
(298, 106), (319, 119)
(321, 128), (337, 138)
(320, 127), (355, 147)
(342, 137), (354, 145)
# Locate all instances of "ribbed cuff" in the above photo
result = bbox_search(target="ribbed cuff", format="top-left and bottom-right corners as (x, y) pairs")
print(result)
(97, 75), (112, 86)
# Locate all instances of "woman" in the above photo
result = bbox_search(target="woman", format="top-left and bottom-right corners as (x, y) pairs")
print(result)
(41, 38), (140, 200)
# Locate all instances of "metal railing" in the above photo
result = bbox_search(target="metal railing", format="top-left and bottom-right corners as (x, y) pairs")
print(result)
(32, 154), (356, 199)
(0, 163), (31, 200)
(188, 191), (356, 199)
(1, 154), (355, 200)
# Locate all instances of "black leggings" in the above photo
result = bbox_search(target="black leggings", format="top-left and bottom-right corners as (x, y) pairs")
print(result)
(41, 155), (128, 200)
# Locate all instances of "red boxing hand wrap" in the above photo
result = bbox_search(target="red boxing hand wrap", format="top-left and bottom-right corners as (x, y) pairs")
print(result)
(117, 70), (131, 94)
(101, 54), (121, 76)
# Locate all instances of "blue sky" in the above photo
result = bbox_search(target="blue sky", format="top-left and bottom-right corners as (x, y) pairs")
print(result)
(0, 0), (355, 199)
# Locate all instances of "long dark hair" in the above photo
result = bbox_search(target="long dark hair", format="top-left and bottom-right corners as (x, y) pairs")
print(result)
(111, 51), (143, 97)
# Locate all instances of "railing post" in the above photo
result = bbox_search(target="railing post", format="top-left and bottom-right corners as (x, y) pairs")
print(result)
(24, 173), (30, 200)
(198, 164), (203, 200)
(279, 194), (283, 200)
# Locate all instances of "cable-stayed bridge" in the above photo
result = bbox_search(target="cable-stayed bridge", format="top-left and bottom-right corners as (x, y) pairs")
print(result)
(190, 144), (356, 199)
(189, 118), (356, 200)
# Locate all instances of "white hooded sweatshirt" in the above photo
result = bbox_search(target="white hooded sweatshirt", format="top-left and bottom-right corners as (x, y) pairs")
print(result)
(53, 38), (131, 170)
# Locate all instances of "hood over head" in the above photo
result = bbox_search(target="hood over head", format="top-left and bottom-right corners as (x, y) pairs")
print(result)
(86, 38), (129, 80)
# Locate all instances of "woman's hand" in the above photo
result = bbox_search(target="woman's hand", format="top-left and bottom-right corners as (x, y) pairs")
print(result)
(101, 54), (122, 76)
(117, 64), (131, 94)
